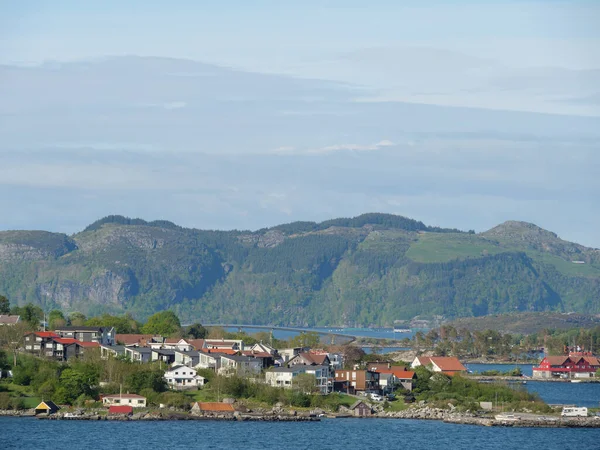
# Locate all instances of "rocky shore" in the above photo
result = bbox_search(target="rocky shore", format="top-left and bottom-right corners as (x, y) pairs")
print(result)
(3, 407), (600, 427)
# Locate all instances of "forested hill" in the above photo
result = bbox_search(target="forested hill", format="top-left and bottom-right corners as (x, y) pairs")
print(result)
(1, 213), (599, 326)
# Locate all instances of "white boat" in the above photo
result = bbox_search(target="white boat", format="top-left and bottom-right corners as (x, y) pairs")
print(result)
(393, 328), (411, 333)
(570, 380), (582, 383)
(495, 414), (520, 422)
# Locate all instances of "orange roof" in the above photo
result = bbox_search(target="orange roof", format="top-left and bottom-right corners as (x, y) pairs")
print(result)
(53, 338), (79, 345)
(420, 356), (467, 372)
(116, 334), (154, 346)
(79, 341), (100, 348)
(200, 348), (238, 355)
(186, 339), (205, 350)
(34, 331), (59, 338)
(583, 356), (600, 366)
(194, 402), (235, 412)
(377, 368), (416, 379)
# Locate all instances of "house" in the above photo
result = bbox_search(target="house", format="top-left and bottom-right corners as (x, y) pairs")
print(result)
(204, 339), (243, 351)
(191, 402), (235, 414)
(195, 351), (222, 371)
(124, 347), (153, 363)
(218, 354), (262, 376)
(108, 405), (133, 415)
(100, 344), (127, 359)
(115, 334), (157, 347)
(34, 401), (60, 415)
(279, 347), (309, 363)
(250, 342), (278, 356)
(0, 315), (20, 325)
(287, 352), (331, 368)
(334, 370), (380, 394)
(54, 326), (115, 346)
(164, 365), (205, 389)
(241, 350), (275, 369)
(24, 331), (59, 354)
(368, 364), (416, 392)
(265, 365), (332, 394)
(533, 352), (600, 379)
(148, 338), (193, 351)
(411, 356), (467, 375)
(102, 394), (147, 408)
(151, 349), (176, 364)
(350, 400), (372, 417)
(174, 349), (200, 368)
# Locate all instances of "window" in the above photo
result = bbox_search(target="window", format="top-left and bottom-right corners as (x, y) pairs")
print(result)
(138, 400), (143, 404)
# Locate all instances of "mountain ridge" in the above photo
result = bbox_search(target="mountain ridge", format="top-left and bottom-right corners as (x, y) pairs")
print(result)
(1, 213), (598, 326)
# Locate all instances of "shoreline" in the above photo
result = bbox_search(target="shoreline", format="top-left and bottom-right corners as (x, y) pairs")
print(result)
(3, 408), (600, 428)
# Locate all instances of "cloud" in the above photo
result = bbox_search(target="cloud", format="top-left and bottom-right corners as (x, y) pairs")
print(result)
(308, 140), (396, 154)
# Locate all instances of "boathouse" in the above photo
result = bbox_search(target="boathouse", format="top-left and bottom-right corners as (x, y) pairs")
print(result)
(533, 352), (600, 379)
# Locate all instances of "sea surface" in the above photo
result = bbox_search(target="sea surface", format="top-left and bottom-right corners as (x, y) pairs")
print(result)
(2, 416), (600, 450)
(466, 363), (535, 376)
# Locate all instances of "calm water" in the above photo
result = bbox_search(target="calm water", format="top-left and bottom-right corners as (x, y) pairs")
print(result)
(524, 381), (600, 408)
(2, 417), (599, 450)
(467, 363), (535, 377)
(225, 326), (415, 341)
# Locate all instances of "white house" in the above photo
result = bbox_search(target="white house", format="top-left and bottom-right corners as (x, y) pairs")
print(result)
(164, 365), (205, 389)
(265, 365), (331, 394)
(195, 351), (222, 371)
(102, 394), (147, 408)
(218, 355), (262, 376)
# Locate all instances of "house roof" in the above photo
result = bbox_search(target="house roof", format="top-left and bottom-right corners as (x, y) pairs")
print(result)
(419, 356), (467, 372)
(377, 368), (416, 379)
(350, 400), (370, 410)
(52, 338), (80, 345)
(186, 339), (205, 350)
(78, 341), (100, 348)
(583, 356), (600, 366)
(152, 349), (176, 355)
(101, 344), (126, 354)
(297, 352), (329, 365)
(221, 354), (256, 362)
(241, 351), (272, 358)
(103, 394), (146, 399)
(168, 364), (196, 372)
(200, 348), (238, 355)
(126, 347), (152, 354)
(32, 331), (59, 338)
(108, 405), (133, 414)
(35, 401), (59, 411)
(0, 315), (20, 324)
(544, 356), (570, 366)
(115, 334), (155, 346)
(193, 402), (235, 412)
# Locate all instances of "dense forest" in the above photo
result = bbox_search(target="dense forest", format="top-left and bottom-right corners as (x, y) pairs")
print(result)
(0, 213), (599, 325)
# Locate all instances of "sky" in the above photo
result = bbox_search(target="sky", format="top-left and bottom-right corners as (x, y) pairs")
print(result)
(0, 1), (599, 247)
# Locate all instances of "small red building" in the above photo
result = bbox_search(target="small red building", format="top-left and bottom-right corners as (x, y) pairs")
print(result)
(108, 405), (134, 415)
(533, 352), (600, 379)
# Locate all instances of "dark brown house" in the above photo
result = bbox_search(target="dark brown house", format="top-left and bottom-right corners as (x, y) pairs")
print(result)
(350, 400), (372, 417)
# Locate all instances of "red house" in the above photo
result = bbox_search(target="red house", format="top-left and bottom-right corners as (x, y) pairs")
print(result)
(533, 352), (600, 379)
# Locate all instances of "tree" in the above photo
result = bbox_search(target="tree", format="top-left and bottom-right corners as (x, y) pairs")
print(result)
(293, 373), (317, 394)
(0, 295), (9, 314)
(288, 331), (321, 348)
(48, 310), (66, 330)
(11, 303), (43, 328)
(186, 323), (208, 339)
(69, 312), (87, 326)
(0, 322), (31, 366)
(141, 311), (182, 336)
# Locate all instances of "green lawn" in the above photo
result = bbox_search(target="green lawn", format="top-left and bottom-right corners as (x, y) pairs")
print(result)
(2, 382), (41, 408)
(384, 399), (408, 412)
(406, 233), (503, 263)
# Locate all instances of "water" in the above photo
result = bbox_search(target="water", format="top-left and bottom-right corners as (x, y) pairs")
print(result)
(225, 326), (415, 342)
(2, 417), (599, 449)
(524, 381), (600, 408)
(466, 363), (535, 377)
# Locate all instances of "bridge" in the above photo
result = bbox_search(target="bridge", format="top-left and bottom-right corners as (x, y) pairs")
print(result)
(202, 324), (356, 344)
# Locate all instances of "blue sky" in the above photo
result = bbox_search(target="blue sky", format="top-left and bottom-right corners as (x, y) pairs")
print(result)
(0, 1), (599, 246)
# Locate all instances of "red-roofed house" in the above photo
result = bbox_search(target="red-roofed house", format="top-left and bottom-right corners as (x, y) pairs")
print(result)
(115, 334), (156, 347)
(24, 331), (59, 356)
(533, 352), (600, 379)
(411, 356), (467, 375)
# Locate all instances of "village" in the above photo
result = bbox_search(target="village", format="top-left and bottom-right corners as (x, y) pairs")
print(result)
(0, 316), (594, 425)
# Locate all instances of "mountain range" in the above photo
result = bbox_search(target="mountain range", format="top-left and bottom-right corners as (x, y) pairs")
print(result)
(1, 213), (599, 326)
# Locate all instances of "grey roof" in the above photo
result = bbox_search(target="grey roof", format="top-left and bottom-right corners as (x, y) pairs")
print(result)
(101, 345), (126, 355)
(350, 400), (370, 410)
(127, 347), (152, 354)
(0, 315), (20, 324)
(153, 349), (176, 356)
(270, 366), (307, 373)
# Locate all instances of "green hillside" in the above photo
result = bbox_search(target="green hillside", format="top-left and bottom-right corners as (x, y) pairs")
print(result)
(0, 214), (599, 326)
